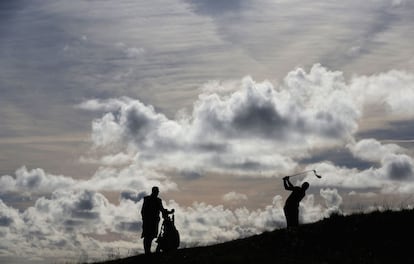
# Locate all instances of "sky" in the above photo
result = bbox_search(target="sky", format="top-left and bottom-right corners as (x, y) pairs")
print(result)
(1, 0), (414, 263)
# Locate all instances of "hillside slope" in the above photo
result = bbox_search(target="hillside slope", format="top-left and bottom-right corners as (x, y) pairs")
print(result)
(96, 209), (414, 264)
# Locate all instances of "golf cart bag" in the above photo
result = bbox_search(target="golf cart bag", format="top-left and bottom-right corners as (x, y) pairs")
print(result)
(156, 211), (180, 252)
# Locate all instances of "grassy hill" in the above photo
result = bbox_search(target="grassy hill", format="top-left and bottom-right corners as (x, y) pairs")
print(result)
(95, 209), (414, 264)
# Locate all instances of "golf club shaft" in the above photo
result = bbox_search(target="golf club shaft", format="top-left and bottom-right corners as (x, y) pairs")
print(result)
(285, 169), (322, 178)
(285, 170), (314, 178)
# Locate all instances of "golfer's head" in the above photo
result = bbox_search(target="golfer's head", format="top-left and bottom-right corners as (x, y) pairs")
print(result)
(151, 186), (159, 196)
(302, 182), (309, 190)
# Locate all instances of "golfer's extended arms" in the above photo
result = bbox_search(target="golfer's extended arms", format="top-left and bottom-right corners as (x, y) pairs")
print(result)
(283, 177), (294, 190)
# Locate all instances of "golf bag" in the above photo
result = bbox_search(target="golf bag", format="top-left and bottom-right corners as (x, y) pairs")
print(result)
(156, 211), (180, 253)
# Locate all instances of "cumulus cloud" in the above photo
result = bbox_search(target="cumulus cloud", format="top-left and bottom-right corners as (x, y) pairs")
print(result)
(383, 154), (414, 180)
(0, 190), (141, 262)
(193, 65), (361, 144)
(348, 138), (403, 162)
(77, 65), (414, 183)
(0, 165), (176, 195)
(74, 64), (414, 193)
(0, 167), (75, 193)
(348, 139), (414, 182)
(350, 70), (414, 116)
(303, 139), (414, 193)
(78, 65), (377, 176)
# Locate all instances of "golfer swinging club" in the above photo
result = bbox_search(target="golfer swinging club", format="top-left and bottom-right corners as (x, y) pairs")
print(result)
(283, 176), (309, 228)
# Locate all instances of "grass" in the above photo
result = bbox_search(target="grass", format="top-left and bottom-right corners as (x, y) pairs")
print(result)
(90, 208), (414, 264)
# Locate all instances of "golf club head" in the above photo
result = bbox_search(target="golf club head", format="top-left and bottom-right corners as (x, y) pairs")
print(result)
(313, 170), (322, 178)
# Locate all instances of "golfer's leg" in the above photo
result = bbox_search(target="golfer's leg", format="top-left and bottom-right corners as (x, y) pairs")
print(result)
(284, 207), (292, 227)
(292, 207), (299, 227)
(143, 237), (152, 254)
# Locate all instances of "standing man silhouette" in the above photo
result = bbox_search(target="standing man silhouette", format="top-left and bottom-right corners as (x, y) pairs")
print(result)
(283, 176), (309, 228)
(141, 186), (173, 254)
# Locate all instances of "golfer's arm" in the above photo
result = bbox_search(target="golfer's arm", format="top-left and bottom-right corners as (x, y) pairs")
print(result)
(283, 179), (294, 190)
(159, 200), (172, 214)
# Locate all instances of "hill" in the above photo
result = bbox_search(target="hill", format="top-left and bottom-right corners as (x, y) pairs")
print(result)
(95, 209), (414, 264)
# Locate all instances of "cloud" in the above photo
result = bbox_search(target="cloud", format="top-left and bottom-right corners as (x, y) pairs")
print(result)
(186, 0), (247, 16)
(0, 190), (141, 262)
(383, 154), (414, 180)
(222, 191), (248, 204)
(80, 152), (134, 166)
(320, 188), (343, 215)
(120, 190), (147, 203)
(348, 138), (403, 162)
(348, 139), (414, 181)
(77, 65), (414, 184)
(0, 200), (20, 228)
(350, 70), (414, 116)
(79, 65), (375, 176)
(0, 167), (75, 193)
(193, 66), (360, 143)
(0, 165), (177, 195)
(0, 187), (343, 262)
(302, 138), (414, 193)
(74, 65), (414, 197)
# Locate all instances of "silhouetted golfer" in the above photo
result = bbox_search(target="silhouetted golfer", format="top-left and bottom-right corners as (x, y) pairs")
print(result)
(283, 176), (309, 228)
(141, 186), (173, 254)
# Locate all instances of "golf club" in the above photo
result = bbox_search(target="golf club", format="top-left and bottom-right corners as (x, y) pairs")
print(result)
(284, 169), (322, 179)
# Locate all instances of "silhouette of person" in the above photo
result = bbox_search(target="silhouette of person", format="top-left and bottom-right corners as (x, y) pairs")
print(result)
(141, 186), (173, 254)
(283, 176), (309, 228)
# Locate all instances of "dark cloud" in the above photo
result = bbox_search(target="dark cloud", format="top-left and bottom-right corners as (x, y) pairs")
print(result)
(0, 1), (21, 25)
(120, 190), (147, 203)
(125, 107), (155, 141)
(194, 88), (294, 140)
(357, 120), (414, 141)
(386, 158), (413, 180)
(74, 191), (95, 211)
(300, 148), (378, 170)
(211, 156), (272, 172)
(231, 101), (289, 138)
(64, 219), (84, 227)
(0, 192), (32, 205)
(67, 191), (101, 220)
(51, 239), (67, 248)
(23, 173), (42, 189)
(186, 0), (246, 16)
(0, 216), (13, 227)
(71, 210), (100, 220)
(180, 170), (203, 180)
(194, 143), (228, 153)
(227, 160), (264, 171)
(116, 221), (141, 232)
